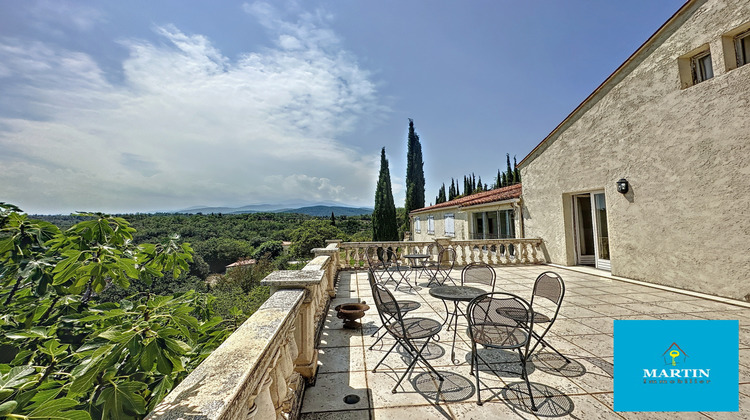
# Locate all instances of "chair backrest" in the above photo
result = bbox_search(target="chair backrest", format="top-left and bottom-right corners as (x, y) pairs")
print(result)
(461, 262), (496, 292)
(438, 246), (456, 269)
(528, 271), (565, 353)
(530, 271), (565, 319)
(371, 281), (406, 337)
(366, 245), (389, 267)
(466, 292), (533, 350)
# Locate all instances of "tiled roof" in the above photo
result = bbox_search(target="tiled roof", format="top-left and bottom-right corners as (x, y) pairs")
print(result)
(410, 183), (522, 214)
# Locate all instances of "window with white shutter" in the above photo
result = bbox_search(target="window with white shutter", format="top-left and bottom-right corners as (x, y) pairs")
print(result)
(444, 213), (455, 237)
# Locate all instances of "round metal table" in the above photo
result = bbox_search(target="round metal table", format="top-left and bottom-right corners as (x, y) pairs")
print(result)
(429, 285), (485, 364)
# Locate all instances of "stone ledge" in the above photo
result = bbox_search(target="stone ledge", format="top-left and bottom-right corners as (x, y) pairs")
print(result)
(261, 269), (325, 288)
(147, 289), (305, 420)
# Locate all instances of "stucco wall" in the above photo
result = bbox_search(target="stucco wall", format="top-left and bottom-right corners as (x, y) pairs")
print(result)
(412, 209), (467, 241)
(521, 0), (750, 300)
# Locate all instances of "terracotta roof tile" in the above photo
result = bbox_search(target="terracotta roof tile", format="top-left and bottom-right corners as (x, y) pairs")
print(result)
(411, 183), (522, 214)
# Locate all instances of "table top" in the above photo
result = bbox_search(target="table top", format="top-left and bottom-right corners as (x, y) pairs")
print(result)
(429, 285), (486, 302)
(403, 254), (429, 259)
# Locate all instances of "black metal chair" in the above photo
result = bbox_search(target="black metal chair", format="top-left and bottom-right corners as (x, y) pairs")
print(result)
(460, 262), (496, 292)
(408, 243), (435, 279)
(366, 269), (421, 350)
(426, 246), (457, 286)
(371, 281), (444, 393)
(365, 245), (390, 282)
(528, 271), (569, 362)
(466, 292), (537, 409)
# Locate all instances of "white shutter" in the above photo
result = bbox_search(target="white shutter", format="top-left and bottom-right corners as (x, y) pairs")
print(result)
(414, 216), (421, 233)
(428, 216), (435, 234)
(445, 214), (455, 237)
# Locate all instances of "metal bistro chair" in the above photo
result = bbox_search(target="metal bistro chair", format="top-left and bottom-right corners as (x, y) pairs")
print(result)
(528, 271), (569, 362)
(439, 262), (498, 333)
(461, 262), (496, 292)
(426, 246), (457, 286)
(366, 269), (421, 350)
(371, 281), (444, 393)
(467, 292), (537, 410)
(381, 247), (413, 290)
(408, 243), (435, 279)
(365, 245), (390, 282)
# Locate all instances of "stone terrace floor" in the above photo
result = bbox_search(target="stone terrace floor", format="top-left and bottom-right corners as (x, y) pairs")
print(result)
(299, 265), (750, 419)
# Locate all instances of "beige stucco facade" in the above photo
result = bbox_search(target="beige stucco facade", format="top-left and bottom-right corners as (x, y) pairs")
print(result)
(519, 0), (750, 301)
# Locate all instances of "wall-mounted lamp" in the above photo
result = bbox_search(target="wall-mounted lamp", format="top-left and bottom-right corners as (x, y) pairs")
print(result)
(616, 178), (629, 194)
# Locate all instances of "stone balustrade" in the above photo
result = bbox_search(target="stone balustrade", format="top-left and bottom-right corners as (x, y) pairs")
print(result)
(338, 238), (545, 270)
(147, 242), (339, 420)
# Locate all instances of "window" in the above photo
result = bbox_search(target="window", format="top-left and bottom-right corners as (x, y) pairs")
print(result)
(414, 216), (421, 233)
(427, 215), (435, 235)
(444, 214), (455, 237)
(736, 29), (750, 67)
(471, 209), (515, 239)
(678, 45), (714, 88)
(691, 50), (714, 84)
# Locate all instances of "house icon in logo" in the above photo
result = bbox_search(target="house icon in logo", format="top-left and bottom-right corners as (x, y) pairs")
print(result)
(662, 342), (688, 366)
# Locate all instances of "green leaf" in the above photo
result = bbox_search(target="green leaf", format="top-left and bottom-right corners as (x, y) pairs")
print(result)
(0, 366), (36, 389)
(69, 344), (120, 396)
(27, 397), (91, 420)
(0, 400), (17, 416)
(162, 337), (191, 355)
(139, 341), (157, 372)
(154, 347), (173, 375)
(96, 381), (147, 417)
(146, 375), (174, 412)
(98, 329), (136, 344)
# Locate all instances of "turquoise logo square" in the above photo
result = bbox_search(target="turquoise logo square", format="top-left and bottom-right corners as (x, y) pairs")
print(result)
(614, 320), (738, 412)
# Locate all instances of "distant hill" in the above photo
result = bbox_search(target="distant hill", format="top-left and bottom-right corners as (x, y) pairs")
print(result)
(278, 206), (372, 217)
(177, 203), (372, 217)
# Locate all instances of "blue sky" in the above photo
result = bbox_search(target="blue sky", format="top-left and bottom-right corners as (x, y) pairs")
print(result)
(0, 0), (686, 214)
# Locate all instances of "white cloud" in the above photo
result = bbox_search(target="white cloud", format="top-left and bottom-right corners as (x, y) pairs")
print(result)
(0, 6), (384, 213)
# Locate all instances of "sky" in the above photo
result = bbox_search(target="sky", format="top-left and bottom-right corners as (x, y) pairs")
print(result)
(0, 0), (686, 214)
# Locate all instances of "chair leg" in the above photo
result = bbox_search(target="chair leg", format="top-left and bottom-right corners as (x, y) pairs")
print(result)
(532, 329), (571, 363)
(474, 344), (482, 405)
(521, 358), (537, 411)
(373, 341), (399, 372)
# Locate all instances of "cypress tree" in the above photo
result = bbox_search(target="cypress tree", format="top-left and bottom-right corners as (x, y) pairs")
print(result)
(505, 153), (513, 185)
(495, 170), (502, 189)
(330, 211), (336, 226)
(477, 176), (483, 192)
(373, 148), (399, 241)
(436, 183), (447, 204)
(405, 119), (426, 214)
(514, 156), (521, 184)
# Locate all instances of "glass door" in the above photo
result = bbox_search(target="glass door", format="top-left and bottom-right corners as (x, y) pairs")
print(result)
(593, 193), (611, 270)
(573, 192), (611, 270)
(574, 195), (596, 265)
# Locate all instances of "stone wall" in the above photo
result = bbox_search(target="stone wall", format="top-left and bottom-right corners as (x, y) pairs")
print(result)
(147, 243), (339, 419)
(520, 0), (750, 300)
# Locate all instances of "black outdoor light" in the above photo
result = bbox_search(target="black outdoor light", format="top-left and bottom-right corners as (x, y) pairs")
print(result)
(616, 178), (629, 194)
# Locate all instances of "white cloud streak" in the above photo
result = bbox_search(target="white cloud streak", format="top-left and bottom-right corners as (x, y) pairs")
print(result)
(0, 3), (383, 213)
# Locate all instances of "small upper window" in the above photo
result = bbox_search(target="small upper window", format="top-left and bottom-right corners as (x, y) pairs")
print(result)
(427, 215), (435, 235)
(414, 216), (421, 234)
(692, 51), (714, 84)
(736, 29), (750, 67)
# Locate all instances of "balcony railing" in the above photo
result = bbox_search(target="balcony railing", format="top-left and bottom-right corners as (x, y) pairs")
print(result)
(148, 237), (544, 419)
(338, 238), (545, 270)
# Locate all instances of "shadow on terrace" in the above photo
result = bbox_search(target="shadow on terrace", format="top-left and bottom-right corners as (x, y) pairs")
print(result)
(148, 240), (750, 420)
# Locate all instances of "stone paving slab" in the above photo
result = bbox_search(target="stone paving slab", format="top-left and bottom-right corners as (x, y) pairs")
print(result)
(300, 266), (749, 419)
